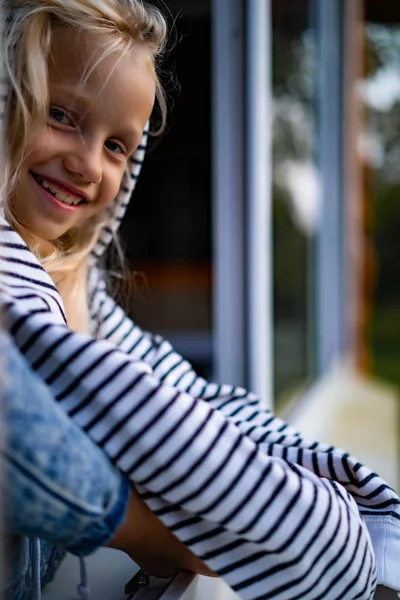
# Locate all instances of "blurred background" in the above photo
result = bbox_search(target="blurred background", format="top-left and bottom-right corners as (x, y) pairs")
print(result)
(118, 0), (398, 394)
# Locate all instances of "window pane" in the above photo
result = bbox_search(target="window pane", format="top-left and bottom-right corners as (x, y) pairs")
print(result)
(272, 0), (318, 402)
(361, 1), (400, 390)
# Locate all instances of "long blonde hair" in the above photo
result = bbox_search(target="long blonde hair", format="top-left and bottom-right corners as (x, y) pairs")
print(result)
(2, 0), (168, 332)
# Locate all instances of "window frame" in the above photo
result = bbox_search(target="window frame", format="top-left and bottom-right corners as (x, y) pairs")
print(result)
(212, 0), (348, 408)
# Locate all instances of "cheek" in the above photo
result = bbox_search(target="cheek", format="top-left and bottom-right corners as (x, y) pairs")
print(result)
(101, 168), (127, 206)
(25, 130), (58, 165)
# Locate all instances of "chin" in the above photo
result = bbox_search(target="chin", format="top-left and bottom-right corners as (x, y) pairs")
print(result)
(13, 215), (66, 248)
(27, 224), (63, 243)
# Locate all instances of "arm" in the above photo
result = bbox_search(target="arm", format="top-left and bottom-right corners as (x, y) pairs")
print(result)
(0, 329), (211, 579)
(107, 486), (214, 579)
(88, 268), (306, 441)
(0, 216), (389, 600)
(88, 268), (398, 502)
(89, 267), (400, 594)
(0, 330), (129, 555)
(2, 291), (379, 600)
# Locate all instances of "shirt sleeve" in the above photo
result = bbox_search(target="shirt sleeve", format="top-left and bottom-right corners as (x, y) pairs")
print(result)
(88, 267), (304, 437)
(88, 268), (399, 515)
(87, 268), (400, 595)
(5, 274), (376, 599)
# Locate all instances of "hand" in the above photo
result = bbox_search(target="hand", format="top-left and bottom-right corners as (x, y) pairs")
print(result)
(107, 485), (216, 579)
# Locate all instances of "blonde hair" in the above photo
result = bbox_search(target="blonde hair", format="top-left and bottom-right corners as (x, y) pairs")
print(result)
(2, 0), (168, 332)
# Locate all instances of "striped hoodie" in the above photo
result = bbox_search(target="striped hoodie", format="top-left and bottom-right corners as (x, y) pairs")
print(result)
(0, 124), (399, 599)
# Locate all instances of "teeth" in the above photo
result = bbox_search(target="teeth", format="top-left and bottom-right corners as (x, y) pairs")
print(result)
(39, 176), (83, 205)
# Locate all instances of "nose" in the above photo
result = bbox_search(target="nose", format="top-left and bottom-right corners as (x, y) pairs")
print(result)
(62, 137), (102, 184)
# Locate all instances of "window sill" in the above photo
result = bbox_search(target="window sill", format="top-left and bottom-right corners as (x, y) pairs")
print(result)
(280, 361), (399, 491)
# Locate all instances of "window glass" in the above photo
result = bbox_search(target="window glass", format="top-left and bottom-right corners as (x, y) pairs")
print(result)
(272, 0), (318, 403)
(361, 2), (400, 391)
(115, 0), (320, 398)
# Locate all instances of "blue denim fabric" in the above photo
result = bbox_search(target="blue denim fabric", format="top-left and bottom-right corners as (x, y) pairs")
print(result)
(3, 537), (67, 600)
(0, 332), (130, 598)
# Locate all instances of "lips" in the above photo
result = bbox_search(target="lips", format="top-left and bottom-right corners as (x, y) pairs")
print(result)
(31, 172), (88, 205)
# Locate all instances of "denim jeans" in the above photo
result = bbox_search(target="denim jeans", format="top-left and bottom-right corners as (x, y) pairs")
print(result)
(0, 332), (130, 599)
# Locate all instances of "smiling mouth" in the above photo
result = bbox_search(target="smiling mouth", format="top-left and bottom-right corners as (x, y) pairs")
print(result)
(31, 172), (87, 206)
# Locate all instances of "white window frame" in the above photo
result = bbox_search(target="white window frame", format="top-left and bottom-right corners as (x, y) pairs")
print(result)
(213, 0), (347, 406)
(211, 0), (246, 389)
(315, 0), (347, 374)
(212, 0), (273, 407)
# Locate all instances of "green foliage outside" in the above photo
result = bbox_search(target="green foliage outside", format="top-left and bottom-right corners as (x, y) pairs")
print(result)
(366, 25), (400, 393)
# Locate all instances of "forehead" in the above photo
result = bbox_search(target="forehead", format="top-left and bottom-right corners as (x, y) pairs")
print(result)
(48, 28), (156, 116)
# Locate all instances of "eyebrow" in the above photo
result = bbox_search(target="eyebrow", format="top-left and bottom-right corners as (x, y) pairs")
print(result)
(51, 83), (96, 110)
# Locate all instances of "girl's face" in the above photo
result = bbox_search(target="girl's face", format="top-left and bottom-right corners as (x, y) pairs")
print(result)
(12, 31), (156, 242)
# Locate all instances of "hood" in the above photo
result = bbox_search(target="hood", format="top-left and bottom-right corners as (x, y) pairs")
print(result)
(90, 126), (147, 262)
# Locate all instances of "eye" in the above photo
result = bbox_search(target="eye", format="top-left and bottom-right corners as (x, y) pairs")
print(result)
(104, 139), (125, 155)
(49, 106), (73, 126)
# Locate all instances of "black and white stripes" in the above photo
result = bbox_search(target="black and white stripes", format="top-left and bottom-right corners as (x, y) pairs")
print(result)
(89, 125), (148, 261)
(2, 219), (400, 597)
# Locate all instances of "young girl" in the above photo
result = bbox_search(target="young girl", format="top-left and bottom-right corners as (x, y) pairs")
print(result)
(0, 1), (399, 599)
